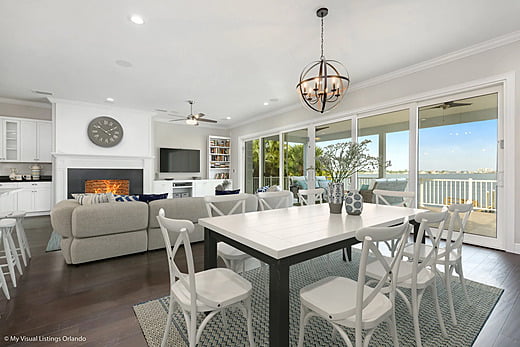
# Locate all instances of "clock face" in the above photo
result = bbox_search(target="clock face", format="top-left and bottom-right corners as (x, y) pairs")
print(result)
(87, 116), (124, 147)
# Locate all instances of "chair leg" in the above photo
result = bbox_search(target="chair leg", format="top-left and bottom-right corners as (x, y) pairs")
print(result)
(3, 234), (17, 287)
(445, 264), (458, 326)
(6, 232), (23, 276)
(17, 219), (31, 259)
(244, 298), (255, 347)
(0, 270), (9, 300)
(14, 226), (27, 267)
(161, 294), (175, 347)
(387, 315), (399, 347)
(297, 304), (309, 347)
(411, 287), (422, 347)
(431, 282), (447, 337)
(455, 260), (470, 304)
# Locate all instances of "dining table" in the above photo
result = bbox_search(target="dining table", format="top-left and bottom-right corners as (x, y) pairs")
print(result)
(199, 202), (424, 347)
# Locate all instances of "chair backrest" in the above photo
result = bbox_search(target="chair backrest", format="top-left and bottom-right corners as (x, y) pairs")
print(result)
(297, 188), (325, 205)
(257, 191), (293, 211)
(156, 208), (197, 313)
(403, 210), (448, 282)
(204, 193), (248, 217)
(444, 202), (473, 256)
(373, 189), (415, 207)
(351, 219), (410, 340)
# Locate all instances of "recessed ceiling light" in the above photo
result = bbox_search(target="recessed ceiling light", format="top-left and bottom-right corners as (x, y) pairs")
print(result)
(130, 15), (145, 25)
(263, 102), (269, 106)
(115, 59), (133, 68)
(105, 97), (114, 103)
(226, 116), (231, 120)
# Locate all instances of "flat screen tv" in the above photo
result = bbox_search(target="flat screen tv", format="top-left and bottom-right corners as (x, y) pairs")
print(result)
(160, 148), (200, 173)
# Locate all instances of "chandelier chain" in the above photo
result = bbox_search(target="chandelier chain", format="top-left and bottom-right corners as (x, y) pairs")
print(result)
(320, 17), (324, 58)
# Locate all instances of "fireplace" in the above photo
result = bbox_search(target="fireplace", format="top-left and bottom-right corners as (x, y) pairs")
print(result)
(85, 179), (130, 195)
(67, 168), (143, 198)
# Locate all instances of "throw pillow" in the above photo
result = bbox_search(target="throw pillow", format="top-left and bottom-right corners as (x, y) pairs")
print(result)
(317, 180), (330, 189)
(266, 185), (282, 192)
(72, 193), (115, 205)
(113, 194), (140, 202)
(256, 185), (269, 193)
(138, 193), (168, 203)
(215, 189), (240, 195)
(293, 179), (308, 190)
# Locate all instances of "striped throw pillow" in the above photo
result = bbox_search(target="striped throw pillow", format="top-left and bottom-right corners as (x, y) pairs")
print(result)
(72, 193), (115, 205)
(113, 194), (139, 202)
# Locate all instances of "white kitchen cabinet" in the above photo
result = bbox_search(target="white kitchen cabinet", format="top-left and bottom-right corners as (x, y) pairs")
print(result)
(37, 121), (52, 162)
(20, 120), (52, 162)
(0, 182), (19, 212)
(0, 119), (20, 161)
(16, 182), (52, 214)
(20, 120), (38, 162)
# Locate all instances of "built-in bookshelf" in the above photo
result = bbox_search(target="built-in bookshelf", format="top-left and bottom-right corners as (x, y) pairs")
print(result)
(208, 135), (230, 179)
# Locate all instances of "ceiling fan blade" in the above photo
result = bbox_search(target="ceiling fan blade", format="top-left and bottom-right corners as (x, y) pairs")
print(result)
(449, 102), (472, 107)
(194, 112), (206, 119)
(197, 118), (218, 123)
(316, 126), (329, 132)
(168, 119), (187, 122)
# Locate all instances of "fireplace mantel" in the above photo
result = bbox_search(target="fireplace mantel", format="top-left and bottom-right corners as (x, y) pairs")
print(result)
(52, 153), (154, 203)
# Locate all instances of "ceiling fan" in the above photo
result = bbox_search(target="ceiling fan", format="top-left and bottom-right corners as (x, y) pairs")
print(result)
(168, 100), (218, 126)
(424, 101), (472, 110)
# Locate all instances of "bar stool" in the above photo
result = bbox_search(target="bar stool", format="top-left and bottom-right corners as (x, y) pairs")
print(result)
(0, 211), (30, 266)
(0, 218), (23, 287)
(0, 230), (10, 300)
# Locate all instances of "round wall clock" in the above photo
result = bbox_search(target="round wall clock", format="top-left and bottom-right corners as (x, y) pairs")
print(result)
(87, 116), (124, 147)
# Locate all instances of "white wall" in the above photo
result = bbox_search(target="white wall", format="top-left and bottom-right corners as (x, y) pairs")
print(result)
(53, 100), (154, 157)
(230, 39), (520, 250)
(153, 121), (229, 180)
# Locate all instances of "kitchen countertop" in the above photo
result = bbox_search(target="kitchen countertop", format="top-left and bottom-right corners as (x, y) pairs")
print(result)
(0, 176), (52, 182)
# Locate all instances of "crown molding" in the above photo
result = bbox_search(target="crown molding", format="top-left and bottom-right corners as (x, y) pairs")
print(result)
(231, 30), (520, 129)
(47, 97), (155, 116)
(349, 30), (520, 92)
(0, 97), (51, 109)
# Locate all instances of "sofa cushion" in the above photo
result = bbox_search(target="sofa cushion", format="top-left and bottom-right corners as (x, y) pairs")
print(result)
(148, 197), (208, 229)
(51, 199), (80, 238)
(292, 176), (308, 189)
(215, 189), (240, 195)
(72, 201), (149, 238)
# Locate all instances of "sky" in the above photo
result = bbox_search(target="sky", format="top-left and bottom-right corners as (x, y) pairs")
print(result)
(315, 119), (498, 172)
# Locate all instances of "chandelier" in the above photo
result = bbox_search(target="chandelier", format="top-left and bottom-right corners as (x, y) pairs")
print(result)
(296, 8), (350, 113)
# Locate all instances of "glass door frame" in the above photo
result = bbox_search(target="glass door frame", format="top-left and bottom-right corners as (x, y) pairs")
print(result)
(416, 85), (505, 250)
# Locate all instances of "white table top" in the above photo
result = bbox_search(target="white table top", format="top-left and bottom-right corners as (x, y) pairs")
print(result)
(199, 203), (424, 259)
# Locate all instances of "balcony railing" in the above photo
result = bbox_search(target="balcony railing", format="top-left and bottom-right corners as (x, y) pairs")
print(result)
(253, 176), (496, 212)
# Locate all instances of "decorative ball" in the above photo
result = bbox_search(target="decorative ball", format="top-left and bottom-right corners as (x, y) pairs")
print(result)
(344, 191), (363, 215)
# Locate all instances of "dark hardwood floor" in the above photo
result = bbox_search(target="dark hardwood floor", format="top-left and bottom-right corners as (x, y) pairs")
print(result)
(0, 217), (518, 346)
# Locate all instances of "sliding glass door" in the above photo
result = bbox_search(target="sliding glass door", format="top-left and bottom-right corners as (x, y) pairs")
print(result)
(418, 92), (500, 245)
(244, 139), (259, 194)
(282, 129), (308, 189)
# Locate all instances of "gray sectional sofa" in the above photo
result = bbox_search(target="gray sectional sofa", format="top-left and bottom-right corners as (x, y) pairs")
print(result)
(50, 194), (259, 264)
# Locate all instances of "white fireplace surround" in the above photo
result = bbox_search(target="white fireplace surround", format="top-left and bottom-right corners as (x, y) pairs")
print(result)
(52, 153), (154, 203)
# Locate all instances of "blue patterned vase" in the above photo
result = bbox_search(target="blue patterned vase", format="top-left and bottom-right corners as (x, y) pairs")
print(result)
(345, 190), (363, 215)
(327, 182), (344, 214)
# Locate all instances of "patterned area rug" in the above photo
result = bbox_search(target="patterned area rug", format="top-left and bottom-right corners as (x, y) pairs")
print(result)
(133, 250), (502, 347)
(45, 231), (61, 252)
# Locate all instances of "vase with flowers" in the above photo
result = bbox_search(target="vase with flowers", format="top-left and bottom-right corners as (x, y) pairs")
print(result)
(318, 140), (382, 214)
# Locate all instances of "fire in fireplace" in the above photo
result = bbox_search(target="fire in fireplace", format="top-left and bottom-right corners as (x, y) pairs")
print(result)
(85, 179), (130, 195)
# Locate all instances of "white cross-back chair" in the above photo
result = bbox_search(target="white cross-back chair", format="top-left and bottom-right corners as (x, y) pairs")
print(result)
(257, 191), (293, 211)
(204, 194), (252, 273)
(367, 211), (449, 347)
(298, 219), (410, 347)
(297, 188), (325, 205)
(156, 209), (255, 347)
(373, 190), (415, 256)
(403, 202), (473, 325)
(0, 211), (30, 267)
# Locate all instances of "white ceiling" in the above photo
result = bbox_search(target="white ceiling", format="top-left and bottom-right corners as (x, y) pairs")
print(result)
(0, 0), (519, 126)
